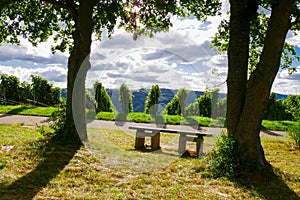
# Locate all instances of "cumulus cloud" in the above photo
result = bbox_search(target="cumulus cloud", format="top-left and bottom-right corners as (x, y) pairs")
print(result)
(0, 65), (67, 88)
(0, 0), (299, 95)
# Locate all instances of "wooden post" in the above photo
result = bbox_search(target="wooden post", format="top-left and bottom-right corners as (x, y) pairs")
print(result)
(151, 131), (160, 150)
(135, 130), (145, 150)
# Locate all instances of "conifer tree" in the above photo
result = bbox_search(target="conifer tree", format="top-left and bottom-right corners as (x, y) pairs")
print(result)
(94, 81), (114, 112)
(144, 84), (160, 115)
(119, 83), (133, 115)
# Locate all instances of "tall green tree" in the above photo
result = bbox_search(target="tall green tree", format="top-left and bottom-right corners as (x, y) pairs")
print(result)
(144, 84), (160, 115)
(263, 93), (292, 120)
(94, 82), (114, 113)
(210, 89), (219, 119)
(31, 75), (61, 106)
(165, 88), (189, 116)
(213, 0), (300, 177)
(0, 0), (220, 143)
(197, 90), (212, 117)
(19, 81), (33, 104)
(285, 95), (300, 121)
(119, 83), (133, 115)
(0, 74), (20, 105)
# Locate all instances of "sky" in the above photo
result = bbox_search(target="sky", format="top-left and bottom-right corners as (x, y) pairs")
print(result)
(0, 2), (300, 95)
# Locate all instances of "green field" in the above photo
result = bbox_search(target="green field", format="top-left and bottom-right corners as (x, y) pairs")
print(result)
(0, 124), (299, 199)
(0, 105), (57, 117)
(0, 105), (299, 131)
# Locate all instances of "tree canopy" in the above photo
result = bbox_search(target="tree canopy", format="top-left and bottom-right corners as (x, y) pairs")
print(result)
(0, 0), (221, 143)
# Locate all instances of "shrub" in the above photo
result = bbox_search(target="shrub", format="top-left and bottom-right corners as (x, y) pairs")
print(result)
(129, 112), (151, 123)
(206, 133), (240, 179)
(287, 122), (300, 148)
(165, 115), (181, 125)
(49, 103), (66, 140)
(96, 112), (115, 121)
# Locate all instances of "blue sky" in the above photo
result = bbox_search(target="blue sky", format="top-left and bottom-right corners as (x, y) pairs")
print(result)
(0, 2), (300, 95)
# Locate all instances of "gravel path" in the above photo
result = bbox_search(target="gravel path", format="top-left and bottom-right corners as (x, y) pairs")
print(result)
(0, 114), (287, 138)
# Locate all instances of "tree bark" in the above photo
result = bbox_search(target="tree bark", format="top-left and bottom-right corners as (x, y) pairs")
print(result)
(64, 0), (93, 143)
(226, 0), (258, 137)
(227, 0), (293, 176)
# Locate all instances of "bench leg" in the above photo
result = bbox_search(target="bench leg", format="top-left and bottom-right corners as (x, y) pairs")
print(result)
(135, 130), (145, 150)
(178, 135), (187, 154)
(151, 132), (160, 150)
(195, 137), (204, 157)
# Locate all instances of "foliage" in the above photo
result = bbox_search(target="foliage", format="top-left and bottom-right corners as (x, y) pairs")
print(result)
(165, 96), (180, 115)
(96, 112), (115, 121)
(186, 90), (226, 119)
(206, 133), (240, 179)
(211, 11), (300, 75)
(144, 84), (160, 115)
(94, 81), (114, 113)
(30, 75), (61, 106)
(210, 89), (219, 119)
(165, 115), (182, 125)
(217, 97), (226, 118)
(285, 95), (300, 121)
(287, 122), (300, 148)
(197, 90), (212, 117)
(129, 112), (151, 123)
(49, 102), (66, 140)
(185, 101), (199, 116)
(165, 88), (189, 116)
(0, 0), (222, 141)
(85, 89), (96, 110)
(19, 81), (33, 104)
(0, 74), (21, 105)
(119, 83), (133, 114)
(263, 93), (292, 121)
(0, 74), (60, 106)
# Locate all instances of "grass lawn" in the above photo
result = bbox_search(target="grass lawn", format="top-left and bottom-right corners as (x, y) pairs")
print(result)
(0, 105), (298, 131)
(0, 105), (57, 117)
(0, 124), (299, 199)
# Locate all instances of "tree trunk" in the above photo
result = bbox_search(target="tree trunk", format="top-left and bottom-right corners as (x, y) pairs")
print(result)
(227, 0), (293, 177)
(226, 0), (258, 137)
(64, 0), (93, 144)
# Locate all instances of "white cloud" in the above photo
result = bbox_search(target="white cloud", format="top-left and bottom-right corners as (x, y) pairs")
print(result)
(0, 65), (67, 88)
(0, 0), (299, 95)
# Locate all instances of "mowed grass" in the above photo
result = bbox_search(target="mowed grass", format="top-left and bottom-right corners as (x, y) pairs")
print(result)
(0, 105), (298, 131)
(0, 105), (57, 117)
(0, 124), (299, 199)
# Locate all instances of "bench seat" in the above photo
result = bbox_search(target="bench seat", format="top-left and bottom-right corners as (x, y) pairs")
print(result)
(129, 126), (212, 157)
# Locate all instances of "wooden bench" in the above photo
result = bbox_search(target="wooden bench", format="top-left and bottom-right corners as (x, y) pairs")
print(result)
(129, 126), (212, 157)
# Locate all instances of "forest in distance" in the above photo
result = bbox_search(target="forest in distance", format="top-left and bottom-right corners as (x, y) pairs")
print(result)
(0, 74), (300, 121)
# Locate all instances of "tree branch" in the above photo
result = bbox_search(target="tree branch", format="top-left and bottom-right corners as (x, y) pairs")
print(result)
(42, 0), (77, 20)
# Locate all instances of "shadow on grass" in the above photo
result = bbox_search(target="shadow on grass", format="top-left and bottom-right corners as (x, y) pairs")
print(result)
(0, 106), (31, 118)
(234, 170), (300, 200)
(6, 106), (31, 115)
(0, 140), (80, 200)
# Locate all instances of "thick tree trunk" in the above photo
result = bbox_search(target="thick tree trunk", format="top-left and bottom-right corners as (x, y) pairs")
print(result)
(226, 0), (258, 137)
(64, 0), (93, 144)
(227, 0), (293, 177)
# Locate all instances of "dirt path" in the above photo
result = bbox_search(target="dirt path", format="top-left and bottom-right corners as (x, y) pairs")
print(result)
(0, 114), (287, 138)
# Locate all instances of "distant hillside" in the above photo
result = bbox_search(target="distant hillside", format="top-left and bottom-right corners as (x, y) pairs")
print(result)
(60, 88), (288, 113)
